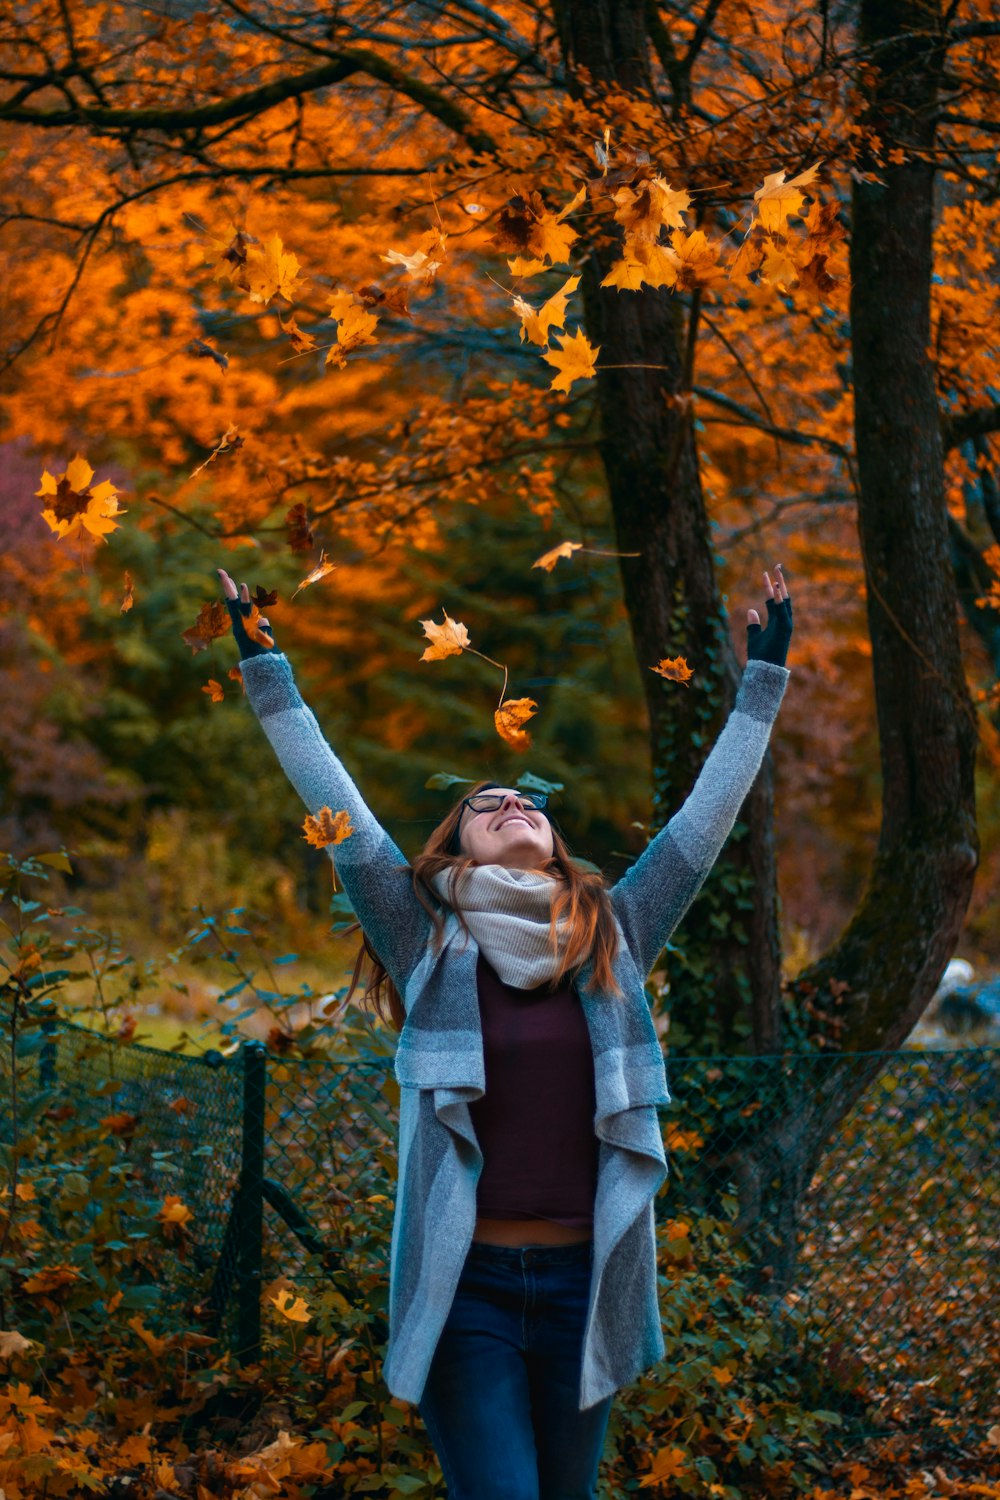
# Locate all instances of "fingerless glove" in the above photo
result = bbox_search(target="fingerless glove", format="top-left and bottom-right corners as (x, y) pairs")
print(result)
(747, 596), (793, 668)
(225, 598), (277, 661)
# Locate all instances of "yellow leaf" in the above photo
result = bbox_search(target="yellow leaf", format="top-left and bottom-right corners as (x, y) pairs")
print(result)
(601, 252), (649, 292)
(326, 298), (379, 367)
(753, 163), (820, 232)
(668, 229), (725, 290)
(0, 1331), (34, 1360)
(651, 655), (694, 685)
(269, 1288), (311, 1323)
(532, 540), (583, 572)
(302, 807), (354, 849)
(514, 274), (580, 346)
(292, 549), (337, 596)
(380, 229), (447, 282)
(245, 231), (304, 305)
(759, 239), (798, 291)
(279, 312), (318, 353)
(37, 455), (126, 543)
(420, 609), (471, 660)
(157, 1195), (193, 1226)
(128, 1315), (169, 1356)
(507, 255), (549, 277)
(542, 330), (599, 393)
(612, 177), (690, 238)
(495, 696), (538, 751)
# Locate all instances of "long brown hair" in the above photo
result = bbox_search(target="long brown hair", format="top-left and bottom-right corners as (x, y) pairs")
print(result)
(340, 779), (624, 1033)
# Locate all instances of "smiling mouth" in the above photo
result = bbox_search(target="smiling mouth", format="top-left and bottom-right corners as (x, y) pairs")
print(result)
(497, 816), (532, 830)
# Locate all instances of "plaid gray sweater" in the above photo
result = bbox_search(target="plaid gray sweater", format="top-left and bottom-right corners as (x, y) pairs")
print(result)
(239, 651), (790, 1411)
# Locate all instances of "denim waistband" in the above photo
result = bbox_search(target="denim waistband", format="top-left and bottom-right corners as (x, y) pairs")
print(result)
(467, 1236), (593, 1267)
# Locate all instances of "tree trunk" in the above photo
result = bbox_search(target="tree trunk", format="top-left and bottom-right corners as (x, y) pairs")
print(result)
(731, 0), (980, 1295)
(554, 0), (785, 1056)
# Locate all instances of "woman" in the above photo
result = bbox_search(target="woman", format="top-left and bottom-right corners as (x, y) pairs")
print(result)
(217, 563), (792, 1500)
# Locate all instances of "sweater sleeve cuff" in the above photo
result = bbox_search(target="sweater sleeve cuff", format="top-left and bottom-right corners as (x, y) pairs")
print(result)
(735, 659), (791, 722)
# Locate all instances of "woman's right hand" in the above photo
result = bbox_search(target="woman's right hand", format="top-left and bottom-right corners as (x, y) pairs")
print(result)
(217, 568), (277, 659)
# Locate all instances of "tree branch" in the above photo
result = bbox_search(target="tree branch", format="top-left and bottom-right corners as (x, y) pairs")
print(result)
(943, 404), (1000, 450)
(692, 385), (852, 458)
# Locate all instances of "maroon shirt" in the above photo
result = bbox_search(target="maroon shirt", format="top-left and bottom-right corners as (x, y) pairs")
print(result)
(468, 950), (599, 1229)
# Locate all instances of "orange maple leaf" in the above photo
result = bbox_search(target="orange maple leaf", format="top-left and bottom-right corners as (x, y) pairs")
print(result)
(37, 455), (126, 543)
(532, 540), (583, 571)
(302, 807), (354, 848)
(120, 570), (135, 613)
(513, 274), (580, 347)
(542, 330), (599, 393)
(652, 655), (694, 685)
(279, 312), (318, 352)
(292, 549), (337, 597)
(181, 600), (230, 654)
(420, 609), (471, 660)
(326, 291), (379, 367)
(202, 678), (225, 703)
(158, 1195), (193, 1227)
(381, 228), (447, 282)
(753, 164), (820, 232)
(602, 238), (680, 292)
(495, 697), (538, 751)
(611, 176), (691, 238)
(128, 1315), (169, 1356)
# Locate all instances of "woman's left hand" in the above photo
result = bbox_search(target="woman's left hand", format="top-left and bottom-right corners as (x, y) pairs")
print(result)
(746, 564), (793, 667)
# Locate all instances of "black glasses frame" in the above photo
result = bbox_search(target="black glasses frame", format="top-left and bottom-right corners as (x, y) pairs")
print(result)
(448, 790), (553, 855)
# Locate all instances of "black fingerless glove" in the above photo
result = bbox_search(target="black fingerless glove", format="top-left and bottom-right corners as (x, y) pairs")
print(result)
(225, 598), (278, 661)
(747, 595), (793, 668)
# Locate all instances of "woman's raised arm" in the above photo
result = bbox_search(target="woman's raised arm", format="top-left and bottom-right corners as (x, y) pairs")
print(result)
(218, 569), (433, 993)
(610, 566), (793, 981)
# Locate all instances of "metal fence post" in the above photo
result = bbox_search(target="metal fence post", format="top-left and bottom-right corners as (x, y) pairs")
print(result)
(236, 1039), (267, 1363)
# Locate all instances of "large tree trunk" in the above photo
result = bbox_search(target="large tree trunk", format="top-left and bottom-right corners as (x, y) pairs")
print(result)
(557, 0), (978, 1299)
(554, 0), (785, 1056)
(728, 0), (979, 1294)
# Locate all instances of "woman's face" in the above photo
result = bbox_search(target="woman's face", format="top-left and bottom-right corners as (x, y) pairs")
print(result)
(457, 789), (555, 870)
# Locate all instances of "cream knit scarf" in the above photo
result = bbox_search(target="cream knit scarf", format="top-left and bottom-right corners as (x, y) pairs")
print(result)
(428, 863), (572, 989)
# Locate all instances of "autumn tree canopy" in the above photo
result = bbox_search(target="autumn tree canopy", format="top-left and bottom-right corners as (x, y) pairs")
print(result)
(1, 0), (999, 1073)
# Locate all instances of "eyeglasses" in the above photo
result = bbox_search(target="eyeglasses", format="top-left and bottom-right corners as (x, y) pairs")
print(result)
(449, 791), (551, 854)
(463, 792), (549, 814)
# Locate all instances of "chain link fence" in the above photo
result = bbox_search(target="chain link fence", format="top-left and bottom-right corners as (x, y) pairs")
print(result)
(3, 1008), (996, 1445)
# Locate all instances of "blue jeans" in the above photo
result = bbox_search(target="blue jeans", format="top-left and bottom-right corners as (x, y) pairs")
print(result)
(417, 1238), (614, 1500)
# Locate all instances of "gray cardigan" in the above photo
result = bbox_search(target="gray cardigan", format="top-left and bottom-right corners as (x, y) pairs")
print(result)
(239, 650), (790, 1411)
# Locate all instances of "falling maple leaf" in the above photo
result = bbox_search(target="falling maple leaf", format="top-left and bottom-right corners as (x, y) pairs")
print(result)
(669, 229), (726, 290)
(542, 330), (599, 393)
(652, 655), (694, 685)
(611, 176), (691, 239)
(292, 549), (337, 596)
(244, 231), (304, 305)
(37, 455), (126, 543)
(513, 274), (580, 346)
(270, 1288), (311, 1323)
(228, 663), (245, 692)
(279, 312), (318, 353)
(753, 164), (820, 232)
(533, 540), (584, 571)
(381, 228), (448, 282)
(327, 290), (379, 367)
(181, 600), (230, 653)
(285, 502), (315, 553)
(495, 697), (538, 751)
(496, 186), (585, 272)
(120, 570), (135, 613)
(420, 609), (471, 660)
(189, 422), (244, 480)
(302, 806), (354, 848)
(202, 678), (225, 703)
(602, 238), (680, 292)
